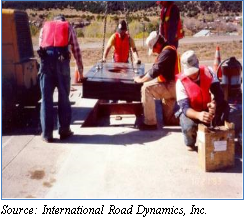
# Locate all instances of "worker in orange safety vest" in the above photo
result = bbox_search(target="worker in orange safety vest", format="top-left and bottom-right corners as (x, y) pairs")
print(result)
(102, 20), (141, 64)
(134, 31), (180, 130)
(175, 50), (229, 151)
(157, 1), (184, 48)
(38, 15), (83, 143)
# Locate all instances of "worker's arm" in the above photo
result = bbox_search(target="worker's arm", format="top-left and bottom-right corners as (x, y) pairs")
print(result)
(148, 49), (176, 80)
(131, 48), (141, 64)
(69, 25), (84, 79)
(130, 38), (141, 64)
(102, 34), (115, 62)
(134, 73), (152, 83)
(176, 79), (215, 124)
(185, 108), (214, 124)
(102, 44), (112, 62)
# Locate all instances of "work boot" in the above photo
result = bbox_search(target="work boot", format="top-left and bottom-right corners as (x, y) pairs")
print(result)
(60, 129), (74, 140)
(186, 144), (197, 152)
(41, 137), (54, 143)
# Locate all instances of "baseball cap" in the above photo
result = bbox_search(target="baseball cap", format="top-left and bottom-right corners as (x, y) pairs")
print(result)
(53, 15), (66, 21)
(146, 31), (160, 56)
(181, 50), (200, 76)
(117, 20), (127, 33)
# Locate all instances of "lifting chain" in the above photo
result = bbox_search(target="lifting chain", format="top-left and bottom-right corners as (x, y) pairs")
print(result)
(123, 1), (136, 74)
(100, 1), (108, 72)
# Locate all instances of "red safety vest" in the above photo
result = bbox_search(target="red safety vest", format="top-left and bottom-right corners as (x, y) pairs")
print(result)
(160, 4), (184, 41)
(114, 32), (130, 63)
(157, 45), (180, 82)
(178, 66), (213, 112)
(41, 21), (69, 48)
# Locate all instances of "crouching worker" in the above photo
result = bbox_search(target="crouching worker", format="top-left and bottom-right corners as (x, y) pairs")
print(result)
(175, 50), (229, 151)
(134, 31), (180, 130)
(38, 15), (84, 142)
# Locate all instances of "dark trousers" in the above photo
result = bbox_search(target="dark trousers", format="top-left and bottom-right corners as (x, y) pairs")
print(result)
(179, 113), (198, 147)
(39, 55), (71, 139)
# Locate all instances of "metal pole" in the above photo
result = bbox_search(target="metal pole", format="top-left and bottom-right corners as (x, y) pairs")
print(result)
(142, 23), (144, 47)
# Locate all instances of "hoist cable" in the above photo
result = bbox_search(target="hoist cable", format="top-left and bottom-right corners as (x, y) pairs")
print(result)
(123, 1), (135, 73)
(101, 1), (108, 72)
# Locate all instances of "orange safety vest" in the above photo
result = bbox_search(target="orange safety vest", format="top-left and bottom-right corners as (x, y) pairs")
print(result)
(41, 21), (69, 48)
(178, 66), (212, 112)
(114, 32), (130, 63)
(157, 45), (180, 82)
(160, 4), (184, 41)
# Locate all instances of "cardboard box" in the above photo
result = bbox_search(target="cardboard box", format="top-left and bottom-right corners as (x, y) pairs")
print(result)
(197, 122), (235, 172)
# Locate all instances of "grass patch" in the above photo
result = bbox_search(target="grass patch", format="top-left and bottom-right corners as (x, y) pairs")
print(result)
(30, 25), (39, 37)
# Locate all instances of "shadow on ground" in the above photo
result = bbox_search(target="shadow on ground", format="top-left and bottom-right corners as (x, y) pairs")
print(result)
(57, 128), (171, 146)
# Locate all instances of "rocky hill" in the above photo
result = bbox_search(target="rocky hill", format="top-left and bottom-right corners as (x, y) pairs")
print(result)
(2, 1), (242, 15)
(3, 1), (242, 38)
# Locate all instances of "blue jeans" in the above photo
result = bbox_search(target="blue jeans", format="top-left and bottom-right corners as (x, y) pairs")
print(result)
(179, 113), (198, 147)
(39, 55), (71, 139)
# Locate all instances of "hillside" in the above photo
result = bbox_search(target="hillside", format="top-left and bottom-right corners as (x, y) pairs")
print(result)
(2, 1), (242, 15)
(3, 1), (242, 39)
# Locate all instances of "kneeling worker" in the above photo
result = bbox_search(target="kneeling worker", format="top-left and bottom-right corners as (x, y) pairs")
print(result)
(134, 31), (179, 130)
(175, 50), (229, 151)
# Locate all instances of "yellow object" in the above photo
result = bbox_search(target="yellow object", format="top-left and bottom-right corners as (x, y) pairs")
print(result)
(2, 9), (40, 121)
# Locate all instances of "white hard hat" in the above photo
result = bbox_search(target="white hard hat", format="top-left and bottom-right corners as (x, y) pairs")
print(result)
(181, 50), (200, 76)
(146, 31), (160, 56)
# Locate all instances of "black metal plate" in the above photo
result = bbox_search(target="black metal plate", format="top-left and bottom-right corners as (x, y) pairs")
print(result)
(83, 62), (145, 101)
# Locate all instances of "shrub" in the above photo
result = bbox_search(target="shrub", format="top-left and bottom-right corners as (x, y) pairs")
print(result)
(143, 16), (150, 22)
(83, 21), (113, 38)
(111, 15), (119, 22)
(127, 21), (145, 37)
(76, 29), (84, 38)
(146, 21), (159, 34)
(97, 14), (101, 21)
(30, 24), (39, 36)
(134, 32), (149, 39)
